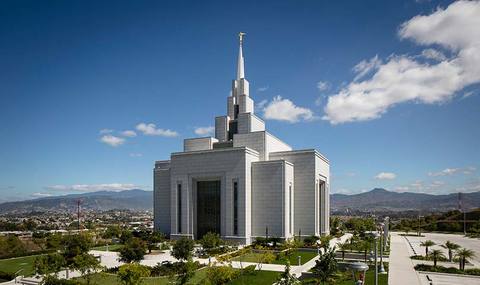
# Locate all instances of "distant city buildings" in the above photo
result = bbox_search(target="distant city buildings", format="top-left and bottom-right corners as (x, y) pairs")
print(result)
(154, 34), (330, 244)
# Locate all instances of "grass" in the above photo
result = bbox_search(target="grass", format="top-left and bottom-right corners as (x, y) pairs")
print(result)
(0, 254), (42, 276)
(77, 269), (280, 285)
(228, 270), (280, 285)
(233, 250), (317, 265)
(91, 244), (124, 252)
(303, 269), (388, 285)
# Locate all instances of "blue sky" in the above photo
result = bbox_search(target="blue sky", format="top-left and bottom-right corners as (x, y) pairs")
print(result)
(0, 0), (479, 201)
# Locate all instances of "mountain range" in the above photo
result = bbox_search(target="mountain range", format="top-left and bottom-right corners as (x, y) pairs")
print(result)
(0, 188), (479, 215)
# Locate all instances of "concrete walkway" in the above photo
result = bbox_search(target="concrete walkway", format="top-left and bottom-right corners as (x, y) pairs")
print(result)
(388, 232), (422, 285)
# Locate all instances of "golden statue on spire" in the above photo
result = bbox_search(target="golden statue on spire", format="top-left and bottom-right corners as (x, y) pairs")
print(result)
(239, 32), (246, 45)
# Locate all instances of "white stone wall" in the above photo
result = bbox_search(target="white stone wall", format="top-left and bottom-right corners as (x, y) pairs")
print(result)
(315, 154), (330, 235)
(215, 116), (229, 142)
(251, 160), (293, 238)
(184, 137), (218, 152)
(154, 161), (171, 235)
(238, 94), (254, 114)
(169, 147), (259, 243)
(265, 132), (292, 159)
(233, 131), (266, 160)
(250, 114), (265, 132)
(270, 151), (315, 236)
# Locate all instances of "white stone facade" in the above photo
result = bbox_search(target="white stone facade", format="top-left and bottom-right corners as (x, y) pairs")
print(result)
(154, 35), (330, 244)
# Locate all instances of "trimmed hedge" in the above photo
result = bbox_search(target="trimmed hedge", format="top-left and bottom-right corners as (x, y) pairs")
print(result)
(414, 264), (480, 276)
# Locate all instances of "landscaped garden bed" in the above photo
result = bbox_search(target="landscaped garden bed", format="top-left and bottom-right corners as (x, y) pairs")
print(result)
(414, 264), (480, 276)
(232, 249), (318, 265)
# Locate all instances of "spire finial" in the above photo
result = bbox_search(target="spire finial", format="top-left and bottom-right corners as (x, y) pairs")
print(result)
(239, 32), (246, 45)
(237, 32), (246, 79)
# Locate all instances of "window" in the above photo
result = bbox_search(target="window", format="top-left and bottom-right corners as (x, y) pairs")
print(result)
(233, 181), (238, 235)
(289, 184), (293, 234)
(177, 184), (182, 233)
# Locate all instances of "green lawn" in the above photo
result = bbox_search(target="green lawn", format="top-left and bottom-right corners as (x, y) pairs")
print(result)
(303, 269), (388, 285)
(229, 270), (280, 285)
(77, 269), (279, 285)
(233, 250), (317, 265)
(91, 244), (124, 252)
(0, 254), (41, 276)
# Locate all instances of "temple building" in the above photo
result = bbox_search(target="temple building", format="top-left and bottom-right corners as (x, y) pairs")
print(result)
(154, 33), (330, 244)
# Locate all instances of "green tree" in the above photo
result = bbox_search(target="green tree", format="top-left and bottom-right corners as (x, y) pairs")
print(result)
(276, 261), (300, 285)
(119, 238), (147, 263)
(72, 253), (103, 285)
(120, 230), (134, 244)
(117, 263), (150, 285)
(199, 232), (222, 251)
(441, 241), (460, 262)
(430, 249), (445, 268)
(456, 248), (475, 271)
(358, 240), (371, 262)
(205, 265), (236, 285)
(319, 235), (333, 251)
(34, 253), (65, 276)
(103, 225), (122, 239)
(62, 234), (92, 266)
(147, 232), (165, 253)
(420, 240), (435, 257)
(171, 238), (195, 261)
(312, 247), (337, 285)
(175, 260), (197, 285)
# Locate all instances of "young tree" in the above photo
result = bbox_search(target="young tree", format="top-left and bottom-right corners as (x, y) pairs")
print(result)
(72, 253), (103, 285)
(420, 240), (435, 257)
(358, 241), (371, 262)
(430, 249), (445, 268)
(276, 261), (300, 285)
(119, 238), (147, 263)
(319, 235), (333, 251)
(199, 232), (222, 251)
(205, 265), (236, 285)
(147, 232), (165, 253)
(117, 263), (150, 285)
(312, 247), (337, 285)
(441, 241), (460, 262)
(456, 248), (475, 271)
(62, 234), (92, 266)
(34, 253), (65, 277)
(171, 238), (195, 261)
(175, 260), (197, 285)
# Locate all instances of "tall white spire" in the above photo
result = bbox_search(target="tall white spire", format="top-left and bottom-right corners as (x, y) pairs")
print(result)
(237, 32), (246, 79)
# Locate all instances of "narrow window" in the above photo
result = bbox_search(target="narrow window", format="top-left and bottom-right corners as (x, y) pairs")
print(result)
(177, 184), (182, 233)
(233, 181), (238, 235)
(289, 184), (293, 234)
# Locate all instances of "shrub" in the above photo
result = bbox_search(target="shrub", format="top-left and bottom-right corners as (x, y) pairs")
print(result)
(241, 265), (256, 275)
(172, 238), (195, 261)
(303, 235), (320, 247)
(206, 266), (237, 285)
(200, 232), (222, 250)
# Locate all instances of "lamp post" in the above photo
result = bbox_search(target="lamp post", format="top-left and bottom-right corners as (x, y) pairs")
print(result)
(348, 262), (369, 285)
(367, 232), (380, 285)
(378, 223), (386, 274)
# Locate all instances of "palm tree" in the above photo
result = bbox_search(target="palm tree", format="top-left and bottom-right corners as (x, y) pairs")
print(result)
(441, 241), (460, 262)
(456, 248), (476, 271)
(420, 240), (435, 257)
(430, 249), (445, 268)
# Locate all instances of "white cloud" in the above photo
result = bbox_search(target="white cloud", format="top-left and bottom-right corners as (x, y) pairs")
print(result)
(421, 48), (447, 61)
(31, 192), (53, 198)
(257, 86), (269, 92)
(194, 126), (215, 136)
(323, 1), (480, 124)
(352, 55), (382, 81)
(136, 123), (178, 137)
(317, 81), (330, 91)
(428, 168), (459, 176)
(100, 135), (125, 147)
(45, 183), (143, 192)
(121, 130), (137, 137)
(129, 153), (143, 157)
(256, 99), (268, 110)
(262, 96), (315, 123)
(99, 129), (113, 134)
(374, 172), (397, 180)
(428, 166), (476, 176)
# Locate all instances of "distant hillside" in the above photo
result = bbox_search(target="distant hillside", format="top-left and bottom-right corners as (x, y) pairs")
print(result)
(331, 188), (480, 213)
(0, 189), (152, 214)
(1, 188), (479, 215)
